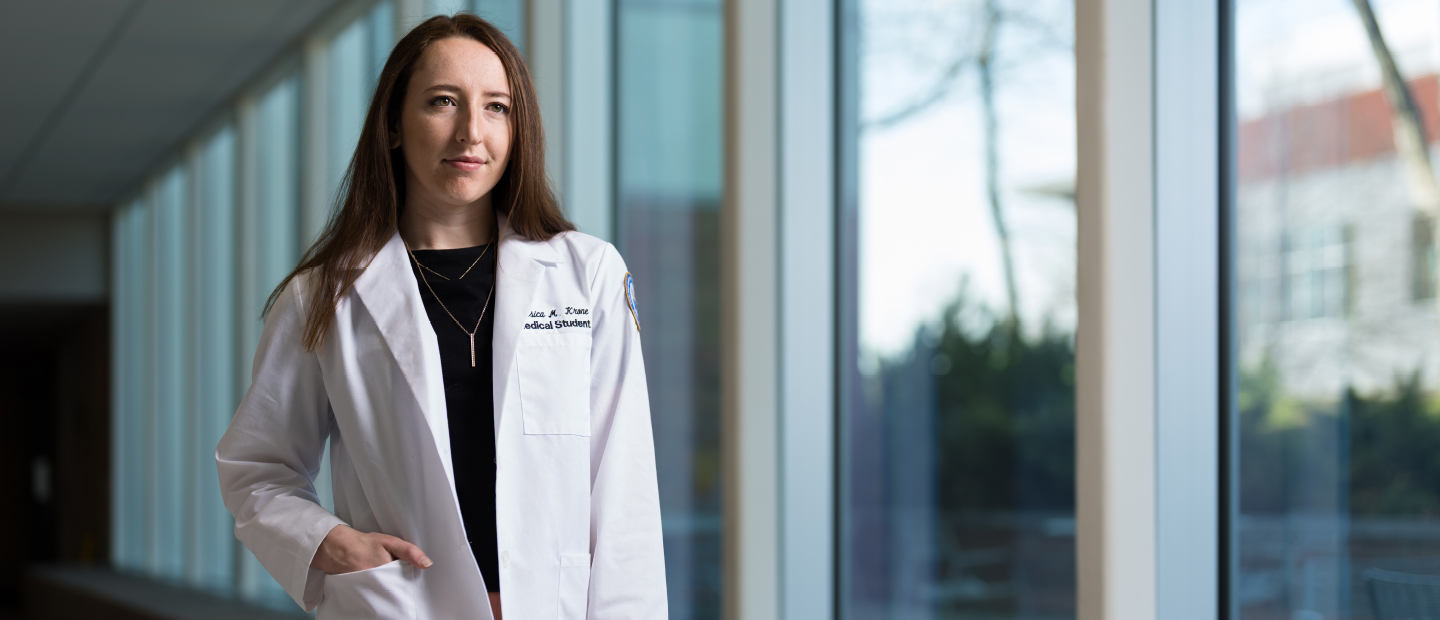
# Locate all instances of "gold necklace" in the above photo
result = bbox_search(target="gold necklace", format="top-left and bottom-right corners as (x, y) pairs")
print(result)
(411, 240), (492, 280)
(404, 238), (496, 367)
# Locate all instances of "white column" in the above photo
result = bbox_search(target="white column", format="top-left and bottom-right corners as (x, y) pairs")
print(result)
(723, 0), (780, 618)
(563, 0), (612, 240)
(301, 37), (331, 247)
(1155, 0), (1220, 617)
(778, 0), (833, 616)
(1075, 0), (1157, 618)
(528, 0), (565, 197)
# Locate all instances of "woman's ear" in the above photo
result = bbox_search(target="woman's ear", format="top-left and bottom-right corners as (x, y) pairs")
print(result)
(389, 123), (401, 150)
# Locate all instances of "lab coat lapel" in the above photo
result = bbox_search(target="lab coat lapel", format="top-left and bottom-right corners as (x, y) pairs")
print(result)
(492, 222), (557, 434)
(352, 230), (455, 485)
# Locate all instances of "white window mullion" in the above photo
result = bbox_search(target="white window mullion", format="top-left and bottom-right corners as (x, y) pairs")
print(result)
(778, 0), (834, 616)
(1155, 0), (1221, 617)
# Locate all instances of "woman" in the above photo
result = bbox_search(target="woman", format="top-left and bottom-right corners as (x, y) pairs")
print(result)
(215, 14), (665, 620)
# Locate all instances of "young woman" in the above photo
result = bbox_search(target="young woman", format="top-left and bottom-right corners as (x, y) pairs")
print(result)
(215, 14), (665, 620)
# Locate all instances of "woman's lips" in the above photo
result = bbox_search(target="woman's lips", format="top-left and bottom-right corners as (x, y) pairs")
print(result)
(444, 157), (484, 171)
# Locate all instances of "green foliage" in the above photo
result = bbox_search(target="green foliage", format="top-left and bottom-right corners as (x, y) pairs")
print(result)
(900, 296), (1076, 513)
(1349, 374), (1440, 516)
(1239, 360), (1440, 517)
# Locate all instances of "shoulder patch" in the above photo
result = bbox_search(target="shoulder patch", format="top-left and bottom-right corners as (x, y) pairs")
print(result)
(625, 272), (640, 331)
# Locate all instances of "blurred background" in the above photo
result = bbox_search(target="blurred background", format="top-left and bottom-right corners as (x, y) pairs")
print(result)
(4, 0), (1440, 619)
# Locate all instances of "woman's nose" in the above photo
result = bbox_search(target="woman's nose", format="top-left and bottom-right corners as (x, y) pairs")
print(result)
(457, 109), (482, 145)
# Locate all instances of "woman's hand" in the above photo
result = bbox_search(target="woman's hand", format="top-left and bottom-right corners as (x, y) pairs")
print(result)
(311, 524), (434, 575)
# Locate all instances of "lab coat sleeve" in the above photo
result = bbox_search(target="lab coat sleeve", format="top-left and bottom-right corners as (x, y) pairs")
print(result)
(587, 244), (668, 619)
(215, 279), (346, 611)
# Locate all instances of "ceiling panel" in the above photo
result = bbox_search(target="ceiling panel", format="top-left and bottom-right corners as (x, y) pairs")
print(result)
(0, 0), (134, 184)
(0, 0), (350, 207)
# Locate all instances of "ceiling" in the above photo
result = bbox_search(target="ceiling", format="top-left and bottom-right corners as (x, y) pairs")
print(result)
(0, 0), (350, 210)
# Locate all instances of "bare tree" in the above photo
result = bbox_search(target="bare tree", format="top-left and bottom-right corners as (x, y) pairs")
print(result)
(1351, 0), (1440, 329)
(975, 0), (1020, 327)
(864, 0), (1067, 327)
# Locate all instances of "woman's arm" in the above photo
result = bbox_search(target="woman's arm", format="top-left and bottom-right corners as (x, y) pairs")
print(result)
(586, 244), (668, 619)
(214, 280), (348, 610)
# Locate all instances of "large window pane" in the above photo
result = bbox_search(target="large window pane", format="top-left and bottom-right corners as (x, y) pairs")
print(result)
(238, 73), (302, 610)
(839, 0), (1077, 617)
(152, 166), (189, 581)
(426, 0), (525, 52)
(1232, 1), (1440, 618)
(326, 1), (394, 208)
(191, 127), (237, 592)
(615, 0), (723, 618)
(112, 200), (150, 573)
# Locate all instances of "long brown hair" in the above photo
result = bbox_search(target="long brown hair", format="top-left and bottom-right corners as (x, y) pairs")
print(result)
(267, 13), (574, 351)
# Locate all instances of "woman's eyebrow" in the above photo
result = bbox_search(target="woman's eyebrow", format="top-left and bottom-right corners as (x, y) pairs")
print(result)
(421, 84), (510, 100)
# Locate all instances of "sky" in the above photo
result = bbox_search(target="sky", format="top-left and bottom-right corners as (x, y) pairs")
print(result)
(857, 0), (1076, 358)
(855, 0), (1440, 360)
(1236, 0), (1440, 120)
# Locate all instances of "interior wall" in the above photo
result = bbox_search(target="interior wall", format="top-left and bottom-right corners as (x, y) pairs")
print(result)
(0, 210), (112, 613)
(0, 211), (108, 303)
(0, 304), (110, 612)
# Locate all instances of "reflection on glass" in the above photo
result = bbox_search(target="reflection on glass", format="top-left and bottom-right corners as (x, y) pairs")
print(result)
(615, 0), (723, 618)
(840, 0), (1076, 617)
(1233, 1), (1440, 618)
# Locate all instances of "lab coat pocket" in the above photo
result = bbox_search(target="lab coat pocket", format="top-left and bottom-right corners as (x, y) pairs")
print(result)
(319, 560), (417, 620)
(558, 552), (592, 619)
(517, 333), (592, 436)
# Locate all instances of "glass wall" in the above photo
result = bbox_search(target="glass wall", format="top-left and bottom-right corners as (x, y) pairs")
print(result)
(238, 71), (306, 609)
(325, 1), (395, 216)
(615, 0), (724, 618)
(111, 2), (392, 612)
(191, 127), (238, 592)
(109, 1), (730, 615)
(426, 0), (525, 52)
(111, 198), (149, 574)
(153, 167), (188, 581)
(1231, 1), (1440, 618)
(839, 0), (1077, 617)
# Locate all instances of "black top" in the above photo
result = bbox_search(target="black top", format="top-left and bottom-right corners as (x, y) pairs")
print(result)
(408, 243), (499, 592)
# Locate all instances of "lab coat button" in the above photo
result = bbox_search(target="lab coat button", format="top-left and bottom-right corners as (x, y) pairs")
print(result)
(500, 551), (510, 568)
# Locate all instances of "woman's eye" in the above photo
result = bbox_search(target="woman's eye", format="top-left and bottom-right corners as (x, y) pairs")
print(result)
(430, 96), (456, 106)
(486, 103), (509, 114)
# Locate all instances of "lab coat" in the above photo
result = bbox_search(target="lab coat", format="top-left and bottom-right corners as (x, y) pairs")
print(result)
(215, 222), (667, 619)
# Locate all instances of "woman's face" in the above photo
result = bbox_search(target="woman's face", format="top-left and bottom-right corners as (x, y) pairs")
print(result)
(392, 36), (512, 210)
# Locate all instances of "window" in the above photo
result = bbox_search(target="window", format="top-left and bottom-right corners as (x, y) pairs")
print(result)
(1284, 223), (1350, 320)
(1413, 214), (1436, 301)
(236, 72), (303, 609)
(153, 166), (189, 581)
(426, 0), (525, 53)
(111, 199), (150, 574)
(615, 0), (724, 617)
(839, 0), (1077, 616)
(1232, 1), (1440, 618)
(325, 1), (394, 211)
(192, 126), (238, 592)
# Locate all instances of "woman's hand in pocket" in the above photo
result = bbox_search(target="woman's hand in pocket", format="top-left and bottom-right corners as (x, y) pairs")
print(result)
(311, 524), (434, 575)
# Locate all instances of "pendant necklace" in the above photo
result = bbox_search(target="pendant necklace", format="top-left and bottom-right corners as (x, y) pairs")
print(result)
(404, 238), (495, 367)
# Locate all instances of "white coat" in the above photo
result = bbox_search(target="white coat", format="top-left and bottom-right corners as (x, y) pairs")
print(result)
(215, 223), (667, 620)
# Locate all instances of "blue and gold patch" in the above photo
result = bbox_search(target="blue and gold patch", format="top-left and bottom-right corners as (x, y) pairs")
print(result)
(624, 272), (640, 331)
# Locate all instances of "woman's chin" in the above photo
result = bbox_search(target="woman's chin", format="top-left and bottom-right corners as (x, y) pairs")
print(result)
(428, 183), (496, 208)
